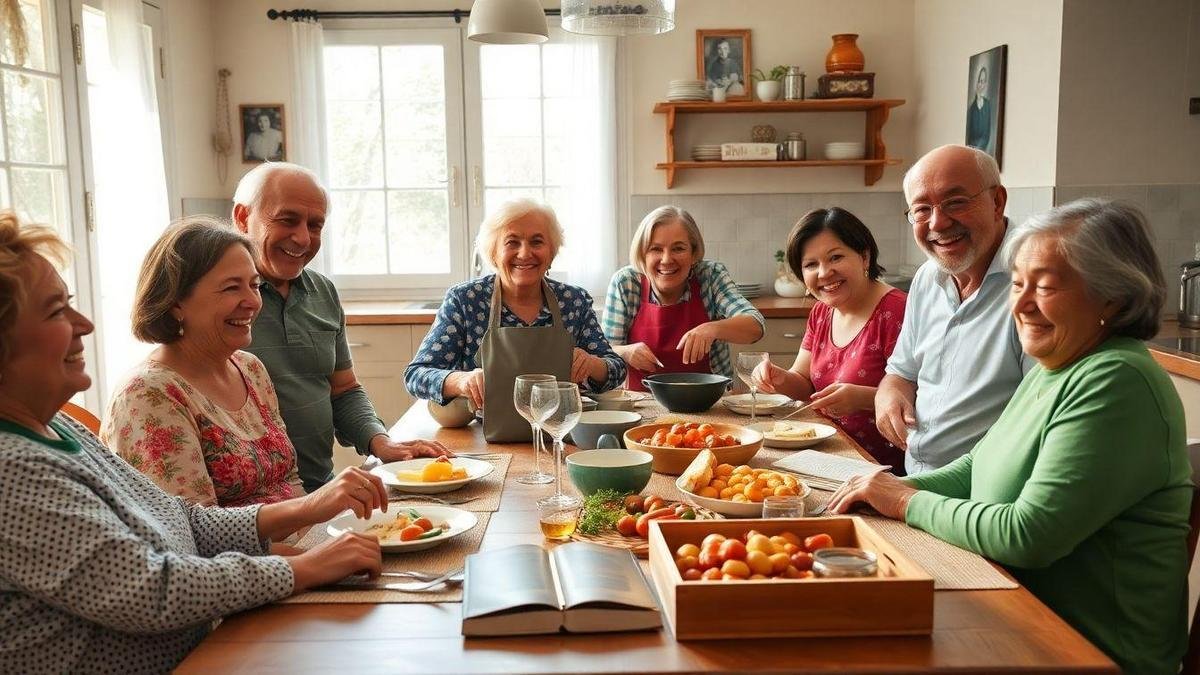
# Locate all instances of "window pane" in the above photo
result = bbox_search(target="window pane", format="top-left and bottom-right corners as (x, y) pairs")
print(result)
(484, 136), (541, 187)
(0, 168), (11, 208)
(384, 137), (445, 188)
(479, 44), (540, 98)
(387, 190), (449, 274)
(11, 167), (67, 233)
(482, 98), (540, 137)
(328, 190), (387, 275)
(485, 187), (542, 216)
(323, 46), (380, 101)
(326, 101), (383, 188)
(381, 46), (443, 102)
(541, 44), (573, 98)
(4, 71), (64, 164)
(2, 0), (56, 73)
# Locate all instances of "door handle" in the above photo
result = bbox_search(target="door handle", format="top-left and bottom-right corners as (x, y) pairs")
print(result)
(449, 166), (460, 208)
(471, 165), (482, 207)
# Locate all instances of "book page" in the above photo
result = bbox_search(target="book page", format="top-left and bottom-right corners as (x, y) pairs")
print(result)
(463, 544), (560, 619)
(551, 542), (657, 610)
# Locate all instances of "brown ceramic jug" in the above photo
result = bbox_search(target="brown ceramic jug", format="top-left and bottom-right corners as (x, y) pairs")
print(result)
(825, 33), (865, 72)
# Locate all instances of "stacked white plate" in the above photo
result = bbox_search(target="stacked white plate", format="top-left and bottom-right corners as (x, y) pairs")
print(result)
(736, 282), (762, 299)
(824, 141), (866, 160)
(691, 144), (722, 161)
(667, 79), (709, 101)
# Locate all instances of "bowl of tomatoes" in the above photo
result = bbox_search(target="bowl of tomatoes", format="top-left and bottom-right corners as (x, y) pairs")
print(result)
(624, 421), (762, 475)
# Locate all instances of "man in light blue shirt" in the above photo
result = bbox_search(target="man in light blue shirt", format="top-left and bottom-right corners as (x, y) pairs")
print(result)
(877, 145), (1032, 474)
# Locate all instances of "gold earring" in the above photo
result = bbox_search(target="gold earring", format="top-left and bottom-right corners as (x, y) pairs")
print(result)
(864, 269), (869, 278)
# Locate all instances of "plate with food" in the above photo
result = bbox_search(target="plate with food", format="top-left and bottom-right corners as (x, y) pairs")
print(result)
(721, 393), (792, 415)
(570, 489), (721, 557)
(675, 449), (811, 517)
(748, 421), (838, 449)
(371, 456), (494, 494)
(623, 420), (762, 475)
(326, 504), (479, 552)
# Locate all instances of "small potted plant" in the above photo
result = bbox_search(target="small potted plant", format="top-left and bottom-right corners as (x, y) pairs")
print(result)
(774, 250), (807, 297)
(752, 66), (788, 102)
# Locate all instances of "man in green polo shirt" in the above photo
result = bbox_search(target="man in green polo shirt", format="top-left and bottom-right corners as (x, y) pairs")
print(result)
(233, 163), (449, 492)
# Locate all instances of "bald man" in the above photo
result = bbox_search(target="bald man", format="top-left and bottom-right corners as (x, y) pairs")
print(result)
(875, 145), (1032, 474)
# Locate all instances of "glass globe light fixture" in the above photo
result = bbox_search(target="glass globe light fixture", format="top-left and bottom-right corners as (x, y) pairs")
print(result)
(561, 0), (675, 36)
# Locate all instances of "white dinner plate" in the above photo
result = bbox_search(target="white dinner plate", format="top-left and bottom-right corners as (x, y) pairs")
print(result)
(326, 505), (479, 552)
(675, 474), (812, 518)
(721, 393), (793, 415)
(747, 421), (838, 449)
(370, 456), (494, 494)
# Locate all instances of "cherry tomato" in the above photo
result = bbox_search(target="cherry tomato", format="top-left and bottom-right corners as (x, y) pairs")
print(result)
(398, 525), (425, 541)
(804, 533), (834, 552)
(616, 515), (637, 536)
(718, 538), (748, 561)
(670, 423), (687, 436)
(700, 567), (723, 581)
(790, 551), (814, 571)
(682, 567), (704, 581)
(413, 517), (433, 531)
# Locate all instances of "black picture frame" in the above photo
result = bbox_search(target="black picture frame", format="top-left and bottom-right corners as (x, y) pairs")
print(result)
(965, 45), (1007, 167)
(240, 104), (286, 164)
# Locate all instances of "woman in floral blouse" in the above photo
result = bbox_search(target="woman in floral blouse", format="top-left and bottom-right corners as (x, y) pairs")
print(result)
(102, 217), (299, 506)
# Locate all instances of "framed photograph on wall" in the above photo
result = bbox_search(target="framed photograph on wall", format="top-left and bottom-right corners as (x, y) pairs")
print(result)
(965, 45), (1006, 167)
(240, 104), (286, 163)
(697, 29), (751, 101)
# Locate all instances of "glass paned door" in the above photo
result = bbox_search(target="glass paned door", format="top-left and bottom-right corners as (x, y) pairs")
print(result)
(322, 28), (468, 292)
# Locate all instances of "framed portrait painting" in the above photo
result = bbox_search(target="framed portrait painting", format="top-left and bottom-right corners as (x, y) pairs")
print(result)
(240, 104), (286, 163)
(697, 29), (751, 101)
(965, 45), (1006, 166)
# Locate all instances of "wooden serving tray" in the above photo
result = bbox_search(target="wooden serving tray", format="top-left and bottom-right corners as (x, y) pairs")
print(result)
(570, 503), (721, 558)
(647, 517), (934, 640)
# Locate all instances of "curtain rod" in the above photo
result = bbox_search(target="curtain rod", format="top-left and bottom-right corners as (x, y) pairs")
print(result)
(266, 8), (562, 23)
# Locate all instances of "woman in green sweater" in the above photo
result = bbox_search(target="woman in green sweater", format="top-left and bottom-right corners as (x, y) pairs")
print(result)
(828, 199), (1190, 674)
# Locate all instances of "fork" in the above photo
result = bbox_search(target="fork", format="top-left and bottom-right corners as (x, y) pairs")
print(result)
(774, 401), (816, 421)
(334, 567), (465, 591)
(389, 493), (481, 506)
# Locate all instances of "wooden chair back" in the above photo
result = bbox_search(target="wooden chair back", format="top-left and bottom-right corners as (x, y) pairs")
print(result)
(59, 401), (101, 435)
(1181, 440), (1200, 675)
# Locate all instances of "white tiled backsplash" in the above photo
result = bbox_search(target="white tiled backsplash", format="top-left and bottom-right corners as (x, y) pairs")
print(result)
(629, 186), (1056, 292)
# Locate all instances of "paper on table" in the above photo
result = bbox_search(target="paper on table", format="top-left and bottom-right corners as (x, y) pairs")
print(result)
(772, 450), (882, 484)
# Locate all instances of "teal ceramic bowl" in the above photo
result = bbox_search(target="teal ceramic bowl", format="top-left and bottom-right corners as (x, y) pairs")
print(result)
(566, 448), (654, 497)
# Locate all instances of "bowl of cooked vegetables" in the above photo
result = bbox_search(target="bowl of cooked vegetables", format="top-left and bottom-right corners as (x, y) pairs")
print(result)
(370, 456), (494, 494)
(623, 420), (762, 475)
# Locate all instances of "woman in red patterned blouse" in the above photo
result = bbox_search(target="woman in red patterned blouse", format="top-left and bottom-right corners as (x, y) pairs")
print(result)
(754, 208), (907, 472)
(102, 217), (299, 506)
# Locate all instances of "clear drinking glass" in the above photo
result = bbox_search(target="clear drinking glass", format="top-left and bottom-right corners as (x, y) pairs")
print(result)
(513, 374), (556, 485)
(736, 351), (769, 422)
(531, 381), (584, 511)
(762, 495), (806, 518)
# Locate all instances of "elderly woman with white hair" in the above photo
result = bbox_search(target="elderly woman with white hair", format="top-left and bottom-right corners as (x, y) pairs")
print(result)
(404, 199), (625, 440)
(826, 199), (1190, 674)
(603, 206), (764, 391)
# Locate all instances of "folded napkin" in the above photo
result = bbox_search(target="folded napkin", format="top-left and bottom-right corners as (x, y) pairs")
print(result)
(772, 450), (883, 489)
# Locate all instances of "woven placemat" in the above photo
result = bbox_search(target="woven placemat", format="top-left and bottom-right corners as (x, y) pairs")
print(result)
(857, 515), (1017, 590)
(281, 512), (492, 604)
(384, 454), (511, 512)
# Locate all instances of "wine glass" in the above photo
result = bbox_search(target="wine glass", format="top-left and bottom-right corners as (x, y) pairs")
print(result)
(736, 351), (769, 422)
(513, 374), (556, 485)
(531, 381), (583, 510)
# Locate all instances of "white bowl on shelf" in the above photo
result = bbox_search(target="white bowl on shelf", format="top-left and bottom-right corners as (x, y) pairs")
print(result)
(824, 142), (866, 160)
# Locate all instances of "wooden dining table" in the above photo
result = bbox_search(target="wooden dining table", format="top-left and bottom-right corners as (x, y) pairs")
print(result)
(177, 402), (1118, 674)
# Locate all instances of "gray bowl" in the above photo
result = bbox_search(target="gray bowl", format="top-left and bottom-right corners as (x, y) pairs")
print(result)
(643, 373), (731, 413)
(567, 410), (642, 450)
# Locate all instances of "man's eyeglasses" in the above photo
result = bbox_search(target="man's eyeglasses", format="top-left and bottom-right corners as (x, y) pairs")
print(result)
(904, 186), (995, 225)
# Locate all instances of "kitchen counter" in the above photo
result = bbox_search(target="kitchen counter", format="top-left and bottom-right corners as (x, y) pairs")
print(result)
(343, 295), (815, 325)
(1147, 320), (1200, 380)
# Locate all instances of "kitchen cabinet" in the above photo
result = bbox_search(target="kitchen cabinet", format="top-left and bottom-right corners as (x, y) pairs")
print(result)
(346, 325), (420, 427)
(730, 317), (806, 391)
(653, 99), (905, 188)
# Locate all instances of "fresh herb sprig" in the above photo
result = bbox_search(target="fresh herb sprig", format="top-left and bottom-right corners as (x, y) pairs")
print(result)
(578, 488), (631, 535)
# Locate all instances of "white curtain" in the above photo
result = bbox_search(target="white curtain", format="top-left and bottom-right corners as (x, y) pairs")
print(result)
(288, 18), (330, 272)
(550, 28), (618, 299)
(88, 0), (170, 398)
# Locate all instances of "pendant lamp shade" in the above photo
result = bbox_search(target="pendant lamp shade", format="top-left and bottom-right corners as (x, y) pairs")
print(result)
(561, 0), (675, 36)
(467, 0), (550, 44)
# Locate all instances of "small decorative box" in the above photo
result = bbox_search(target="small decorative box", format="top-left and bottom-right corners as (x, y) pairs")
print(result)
(817, 71), (875, 99)
(721, 143), (779, 161)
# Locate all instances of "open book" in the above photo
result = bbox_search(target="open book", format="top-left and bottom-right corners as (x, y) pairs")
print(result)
(461, 542), (661, 637)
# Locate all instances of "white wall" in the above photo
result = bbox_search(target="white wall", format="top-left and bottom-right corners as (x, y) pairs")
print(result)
(163, 0), (220, 199)
(626, 0), (916, 194)
(1056, 0), (1200, 186)
(910, 0), (1063, 188)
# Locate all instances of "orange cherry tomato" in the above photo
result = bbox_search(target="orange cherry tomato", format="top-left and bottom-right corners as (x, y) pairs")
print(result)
(399, 525), (425, 541)
(413, 517), (433, 531)
(696, 423), (714, 437)
(670, 423), (687, 436)
(700, 567), (723, 581)
(665, 433), (684, 447)
(804, 533), (834, 552)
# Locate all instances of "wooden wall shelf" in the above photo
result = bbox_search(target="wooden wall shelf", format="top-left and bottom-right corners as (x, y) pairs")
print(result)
(653, 98), (906, 188)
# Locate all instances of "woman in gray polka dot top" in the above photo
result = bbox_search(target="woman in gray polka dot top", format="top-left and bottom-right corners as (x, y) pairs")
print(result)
(0, 214), (390, 674)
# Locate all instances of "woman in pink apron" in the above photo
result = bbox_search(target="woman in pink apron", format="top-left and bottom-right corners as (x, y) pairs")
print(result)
(602, 206), (765, 392)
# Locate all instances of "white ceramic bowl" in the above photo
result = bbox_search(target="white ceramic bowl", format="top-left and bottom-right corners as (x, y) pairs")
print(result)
(747, 420), (839, 449)
(675, 474), (811, 518)
(824, 142), (865, 160)
(427, 397), (475, 428)
(370, 456), (494, 494)
(721, 393), (793, 415)
(326, 505), (478, 552)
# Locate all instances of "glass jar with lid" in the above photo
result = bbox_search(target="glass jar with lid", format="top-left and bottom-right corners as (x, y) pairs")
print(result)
(812, 547), (878, 577)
